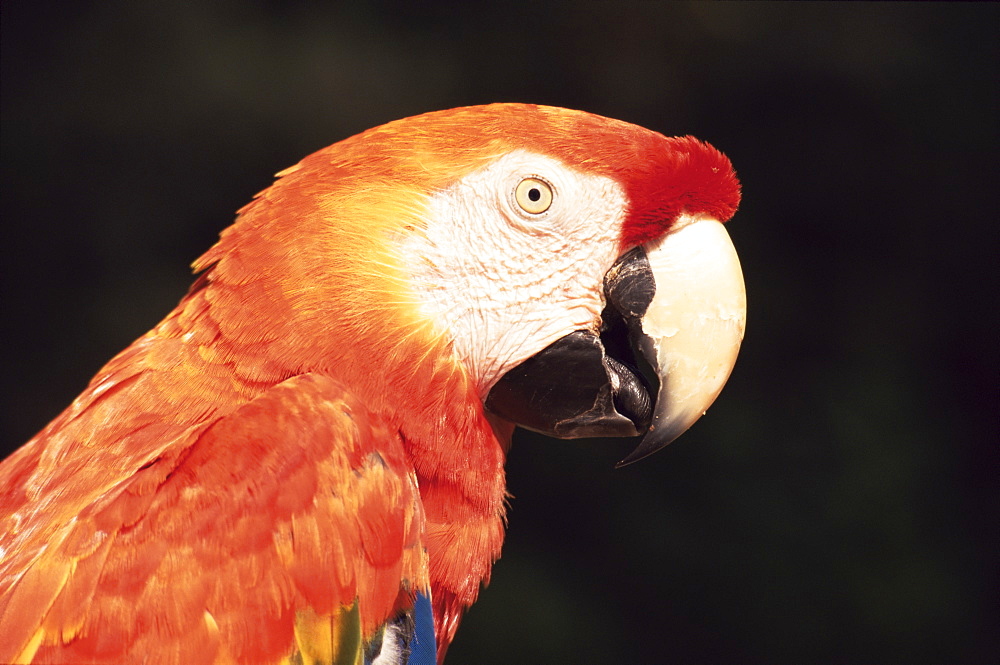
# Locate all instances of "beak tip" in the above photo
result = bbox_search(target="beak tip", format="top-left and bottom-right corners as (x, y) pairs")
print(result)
(613, 405), (708, 468)
(613, 426), (682, 469)
(613, 452), (646, 469)
(614, 440), (672, 468)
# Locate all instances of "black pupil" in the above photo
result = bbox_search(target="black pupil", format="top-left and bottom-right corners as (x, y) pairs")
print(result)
(528, 188), (541, 202)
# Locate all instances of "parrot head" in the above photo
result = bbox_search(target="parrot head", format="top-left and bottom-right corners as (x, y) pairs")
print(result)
(199, 103), (744, 466)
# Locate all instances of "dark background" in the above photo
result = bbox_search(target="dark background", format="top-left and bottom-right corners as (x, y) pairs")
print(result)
(2, 3), (996, 663)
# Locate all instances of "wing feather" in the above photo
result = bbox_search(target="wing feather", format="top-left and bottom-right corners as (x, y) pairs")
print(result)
(0, 373), (429, 665)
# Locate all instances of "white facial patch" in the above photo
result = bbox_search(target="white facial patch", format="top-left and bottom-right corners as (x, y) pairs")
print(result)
(401, 149), (627, 397)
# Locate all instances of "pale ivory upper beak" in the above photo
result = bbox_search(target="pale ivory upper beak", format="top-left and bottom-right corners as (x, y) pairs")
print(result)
(618, 218), (746, 466)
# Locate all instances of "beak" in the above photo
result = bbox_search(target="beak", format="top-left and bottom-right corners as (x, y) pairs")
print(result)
(484, 217), (745, 466)
(611, 218), (746, 466)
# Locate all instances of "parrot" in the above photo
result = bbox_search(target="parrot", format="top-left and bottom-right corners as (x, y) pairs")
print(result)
(0, 103), (745, 664)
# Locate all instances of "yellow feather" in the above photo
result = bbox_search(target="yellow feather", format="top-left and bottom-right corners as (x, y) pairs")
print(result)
(292, 602), (363, 665)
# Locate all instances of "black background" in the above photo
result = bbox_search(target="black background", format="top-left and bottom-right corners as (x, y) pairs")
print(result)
(2, 3), (996, 663)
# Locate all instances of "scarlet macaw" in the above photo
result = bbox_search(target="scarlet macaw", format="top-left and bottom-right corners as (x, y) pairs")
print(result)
(0, 104), (745, 664)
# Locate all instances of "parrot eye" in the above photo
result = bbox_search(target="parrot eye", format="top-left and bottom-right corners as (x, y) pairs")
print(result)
(514, 177), (553, 214)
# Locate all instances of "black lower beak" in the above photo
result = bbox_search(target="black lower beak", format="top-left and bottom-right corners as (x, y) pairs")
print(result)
(485, 248), (656, 440)
(484, 329), (652, 439)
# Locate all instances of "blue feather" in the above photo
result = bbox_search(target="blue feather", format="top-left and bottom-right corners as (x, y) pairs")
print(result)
(407, 592), (437, 665)
(364, 591), (437, 665)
